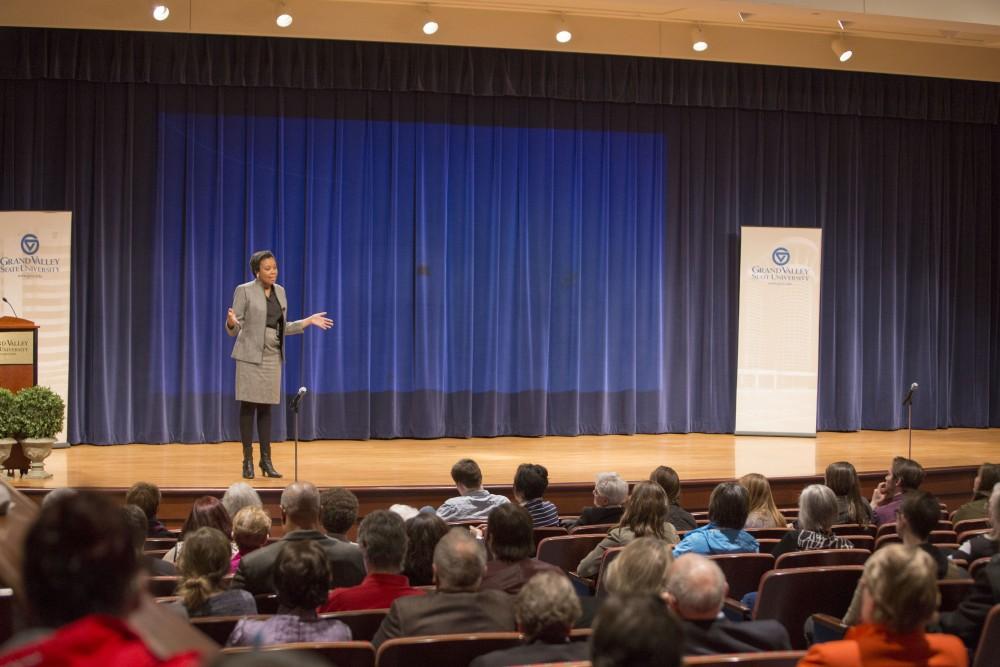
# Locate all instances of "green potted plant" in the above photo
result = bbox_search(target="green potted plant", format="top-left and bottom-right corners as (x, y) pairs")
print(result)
(13, 385), (65, 479)
(0, 387), (16, 478)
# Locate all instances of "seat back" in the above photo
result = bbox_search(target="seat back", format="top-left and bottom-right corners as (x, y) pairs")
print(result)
(875, 522), (898, 539)
(191, 614), (269, 644)
(320, 608), (388, 642)
(536, 534), (605, 572)
(957, 528), (991, 544)
(707, 553), (775, 600)
(375, 632), (523, 667)
(144, 537), (178, 551)
(831, 524), (874, 537)
(970, 557), (993, 579)
(938, 579), (975, 613)
(841, 535), (874, 551)
(533, 526), (568, 545)
(255, 593), (280, 614)
(746, 528), (793, 540)
(752, 565), (864, 649)
(568, 523), (616, 535)
(874, 534), (902, 550)
(222, 641), (375, 667)
(148, 575), (181, 597)
(972, 604), (1000, 667)
(928, 530), (959, 545)
(774, 549), (869, 570)
(594, 546), (625, 598)
(953, 518), (989, 534)
(683, 650), (807, 666)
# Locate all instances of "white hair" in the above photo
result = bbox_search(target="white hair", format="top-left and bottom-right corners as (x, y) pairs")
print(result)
(595, 472), (628, 505)
(222, 482), (263, 518)
(666, 554), (727, 617)
(798, 484), (839, 532)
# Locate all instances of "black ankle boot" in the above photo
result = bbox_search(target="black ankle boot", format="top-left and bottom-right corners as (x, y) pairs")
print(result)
(242, 444), (254, 479)
(259, 443), (282, 478)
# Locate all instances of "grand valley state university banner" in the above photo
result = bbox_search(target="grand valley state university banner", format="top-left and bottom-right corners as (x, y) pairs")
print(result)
(735, 226), (823, 437)
(0, 212), (72, 443)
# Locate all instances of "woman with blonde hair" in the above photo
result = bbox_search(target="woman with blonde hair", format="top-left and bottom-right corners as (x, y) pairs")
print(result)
(739, 473), (786, 529)
(231, 505), (272, 573)
(175, 527), (256, 618)
(577, 481), (679, 578)
(603, 536), (673, 596)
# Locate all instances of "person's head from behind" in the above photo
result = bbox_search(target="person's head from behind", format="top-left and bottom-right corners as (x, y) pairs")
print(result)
(515, 571), (581, 643)
(486, 503), (534, 563)
(451, 458), (483, 493)
(888, 456), (924, 493)
(125, 481), (161, 521)
(620, 481), (670, 539)
(990, 483), (1000, 539)
(358, 510), (408, 574)
(24, 491), (139, 627)
(183, 495), (232, 540)
(591, 594), (683, 667)
(708, 482), (749, 529)
(974, 464), (1000, 498)
(232, 505), (271, 556)
(897, 491), (941, 543)
(665, 554), (728, 620)
(433, 527), (486, 592)
(824, 461), (862, 497)
(122, 504), (150, 557)
(319, 487), (358, 535)
(650, 466), (682, 506)
(222, 482), (263, 519)
(513, 463), (549, 502)
(593, 472), (628, 508)
(798, 484), (839, 533)
(177, 527), (232, 610)
(274, 540), (331, 611)
(859, 544), (937, 633)
(281, 481), (321, 530)
(604, 537), (673, 596)
(739, 473), (778, 514)
(403, 512), (449, 583)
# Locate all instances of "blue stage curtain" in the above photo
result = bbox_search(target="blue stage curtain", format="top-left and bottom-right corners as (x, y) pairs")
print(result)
(0, 33), (998, 443)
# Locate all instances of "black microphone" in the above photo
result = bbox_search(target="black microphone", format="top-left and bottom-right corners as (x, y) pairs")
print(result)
(290, 386), (308, 410)
(1, 297), (17, 318)
(902, 382), (918, 406)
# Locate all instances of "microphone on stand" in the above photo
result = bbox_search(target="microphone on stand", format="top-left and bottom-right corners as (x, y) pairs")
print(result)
(290, 386), (308, 411)
(1, 297), (17, 318)
(290, 386), (308, 482)
(902, 382), (918, 406)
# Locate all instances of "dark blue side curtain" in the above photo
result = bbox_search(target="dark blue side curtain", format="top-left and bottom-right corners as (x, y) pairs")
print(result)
(0, 30), (998, 443)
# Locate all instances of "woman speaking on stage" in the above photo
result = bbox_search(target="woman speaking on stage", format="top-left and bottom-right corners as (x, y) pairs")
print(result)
(225, 250), (333, 479)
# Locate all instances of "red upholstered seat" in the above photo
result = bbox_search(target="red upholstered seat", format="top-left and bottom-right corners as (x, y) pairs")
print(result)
(682, 650), (807, 666)
(774, 548), (869, 570)
(536, 534), (605, 572)
(706, 553), (775, 600)
(222, 641), (375, 667)
(375, 632), (523, 667)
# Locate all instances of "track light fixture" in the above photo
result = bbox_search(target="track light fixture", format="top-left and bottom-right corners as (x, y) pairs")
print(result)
(422, 4), (439, 35)
(831, 37), (853, 62)
(691, 26), (708, 52)
(555, 14), (572, 44)
(275, 1), (292, 28)
(152, 5), (170, 21)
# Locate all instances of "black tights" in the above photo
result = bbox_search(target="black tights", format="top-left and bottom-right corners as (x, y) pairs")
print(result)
(239, 401), (271, 452)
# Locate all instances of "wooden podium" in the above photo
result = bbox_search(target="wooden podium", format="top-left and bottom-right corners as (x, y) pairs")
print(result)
(0, 316), (38, 475)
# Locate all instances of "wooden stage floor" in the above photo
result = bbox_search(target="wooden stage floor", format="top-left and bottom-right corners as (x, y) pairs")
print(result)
(9, 428), (1000, 491)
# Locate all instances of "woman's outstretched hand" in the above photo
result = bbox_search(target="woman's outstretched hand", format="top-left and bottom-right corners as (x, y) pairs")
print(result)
(307, 312), (334, 330)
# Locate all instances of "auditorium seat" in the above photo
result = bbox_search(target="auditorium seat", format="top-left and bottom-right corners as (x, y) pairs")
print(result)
(746, 528), (793, 540)
(536, 534), (605, 572)
(191, 614), (267, 644)
(682, 650), (806, 666)
(533, 526), (568, 545)
(874, 534), (901, 550)
(375, 632), (523, 667)
(594, 546), (624, 598)
(707, 553), (775, 600)
(321, 608), (389, 642)
(953, 518), (989, 534)
(255, 593), (280, 613)
(957, 528), (991, 544)
(972, 604), (1000, 667)
(756, 538), (781, 552)
(938, 579), (975, 613)
(810, 613), (848, 643)
(928, 530), (959, 545)
(0, 587), (13, 646)
(144, 549), (171, 559)
(971, 557), (992, 578)
(831, 524), (875, 537)
(568, 523), (616, 535)
(147, 576), (180, 597)
(774, 548), (870, 570)
(144, 537), (178, 551)
(874, 523), (898, 540)
(222, 641), (375, 667)
(728, 565), (864, 649)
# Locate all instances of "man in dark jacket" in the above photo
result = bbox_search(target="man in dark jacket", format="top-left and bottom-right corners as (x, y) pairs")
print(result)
(938, 554), (1000, 650)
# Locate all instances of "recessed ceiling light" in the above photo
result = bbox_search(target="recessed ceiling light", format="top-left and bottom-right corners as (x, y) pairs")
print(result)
(423, 20), (439, 35)
(691, 26), (708, 52)
(276, 12), (293, 28)
(152, 5), (170, 21)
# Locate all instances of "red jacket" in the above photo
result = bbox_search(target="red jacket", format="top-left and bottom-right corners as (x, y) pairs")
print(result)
(798, 623), (967, 667)
(319, 572), (424, 613)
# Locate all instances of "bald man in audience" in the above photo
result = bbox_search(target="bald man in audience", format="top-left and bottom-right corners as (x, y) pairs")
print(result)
(372, 528), (516, 647)
(665, 554), (790, 655)
(232, 481), (365, 595)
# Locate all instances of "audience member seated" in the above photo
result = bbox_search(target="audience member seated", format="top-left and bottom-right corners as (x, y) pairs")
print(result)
(513, 463), (560, 527)
(771, 484), (853, 558)
(126, 481), (177, 539)
(952, 464), (1000, 524)
(824, 461), (874, 527)
(650, 465), (697, 531)
(372, 528), (516, 647)
(320, 486), (360, 541)
(665, 553), (791, 655)
(673, 482), (759, 557)
(871, 455), (925, 526)
(40, 485), (76, 508)
(233, 482), (365, 595)
(0, 491), (200, 666)
(470, 572), (589, 667)
(227, 541), (351, 647)
(164, 496), (234, 565)
(603, 536), (673, 595)
(401, 511), (449, 586)
(799, 544), (966, 666)
(230, 505), (271, 574)
(844, 491), (966, 624)
(577, 482), (679, 578)
(567, 471), (628, 529)
(740, 473), (787, 529)
(481, 503), (565, 594)
(435, 458), (510, 521)
(956, 482), (1000, 561)
(939, 551), (1000, 650)
(175, 527), (256, 618)
(589, 594), (683, 667)
(320, 509), (424, 612)
(123, 504), (178, 576)
(221, 482), (263, 520)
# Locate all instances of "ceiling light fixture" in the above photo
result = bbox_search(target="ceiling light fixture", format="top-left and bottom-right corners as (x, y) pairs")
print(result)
(275, 1), (293, 28)
(555, 14), (572, 44)
(832, 19), (853, 62)
(152, 5), (170, 21)
(691, 25), (708, 52)
(422, 4), (439, 35)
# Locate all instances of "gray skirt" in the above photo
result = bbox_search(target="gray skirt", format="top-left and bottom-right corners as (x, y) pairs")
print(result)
(235, 328), (282, 405)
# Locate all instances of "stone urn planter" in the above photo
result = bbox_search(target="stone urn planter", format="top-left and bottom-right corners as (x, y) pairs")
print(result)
(12, 385), (65, 481)
(20, 437), (56, 479)
(0, 388), (16, 479)
(0, 438), (15, 480)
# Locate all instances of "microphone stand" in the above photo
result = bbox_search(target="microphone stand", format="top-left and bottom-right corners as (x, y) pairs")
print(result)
(291, 396), (302, 482)
(902, 391), (914, 460)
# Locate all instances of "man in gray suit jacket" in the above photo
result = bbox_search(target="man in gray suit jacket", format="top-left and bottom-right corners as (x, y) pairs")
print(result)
(232, 481), (365, 595)
(372, 528), (516, 647)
